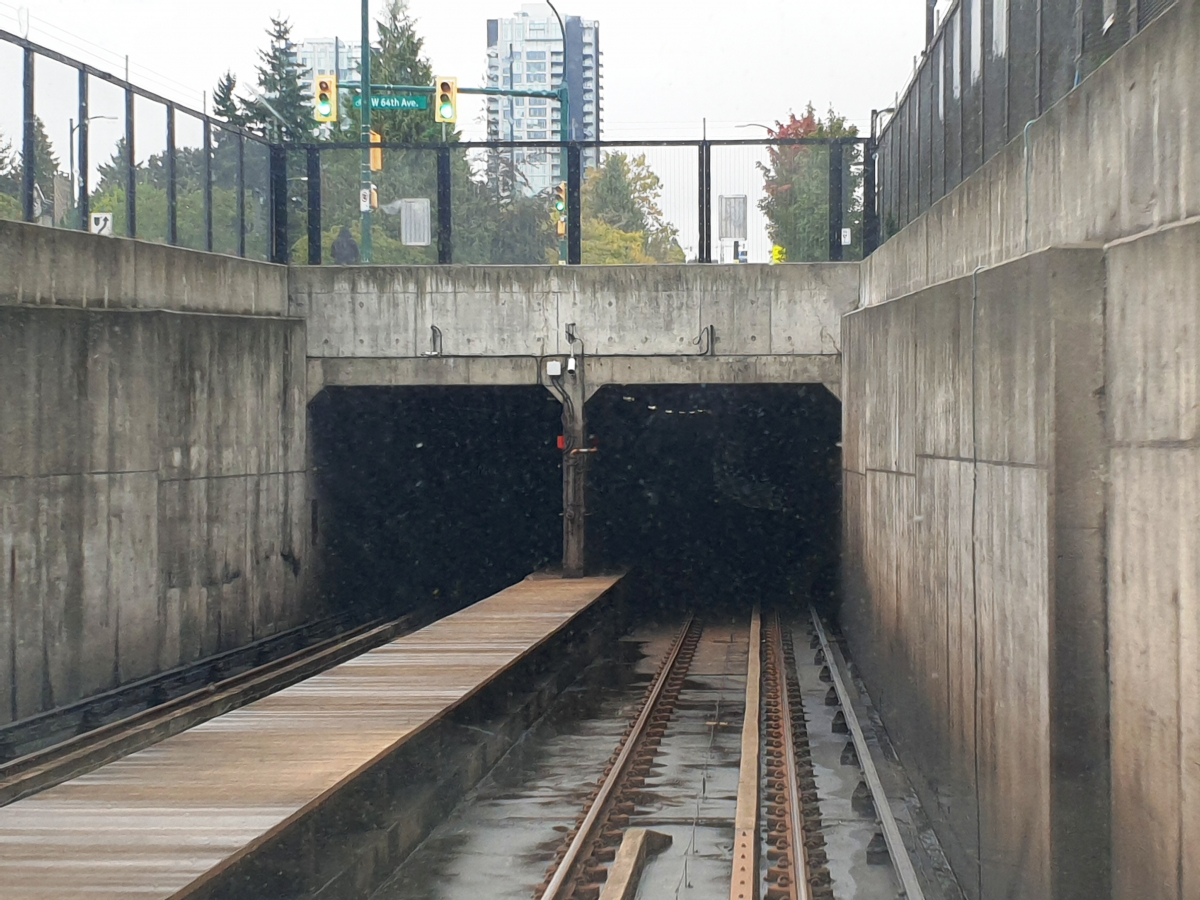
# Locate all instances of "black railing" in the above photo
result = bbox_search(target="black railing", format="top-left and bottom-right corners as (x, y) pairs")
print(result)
(0, 28), (275, 260)
(290, 137), (876, 267)
(876, 0), (1177, 240)
(1, 28), (878, 267)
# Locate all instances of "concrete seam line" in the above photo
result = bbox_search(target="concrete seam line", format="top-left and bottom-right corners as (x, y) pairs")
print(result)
(1100, 214), (1200, 249)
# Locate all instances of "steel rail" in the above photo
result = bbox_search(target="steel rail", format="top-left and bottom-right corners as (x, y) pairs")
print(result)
(808, 609), (926, 900)
(539, 615), (697, 900)
(730, 607), (762, 900)
(768, 613), (812, 900)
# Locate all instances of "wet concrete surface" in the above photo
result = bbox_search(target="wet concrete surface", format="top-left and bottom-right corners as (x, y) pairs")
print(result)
(366, 623), (676, 900)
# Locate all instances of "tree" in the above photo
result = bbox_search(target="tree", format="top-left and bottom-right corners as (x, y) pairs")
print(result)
(370, 0), (441, 144)
(581, 152), (684, 264)
(758, 103), (862, 262)
(212, 71), (248, 129)
(0, 131), (20, 202)
(248, 17), (310, 141)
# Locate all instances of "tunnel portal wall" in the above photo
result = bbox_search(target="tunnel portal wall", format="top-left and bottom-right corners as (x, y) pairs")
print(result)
(0, 224), (315, 728)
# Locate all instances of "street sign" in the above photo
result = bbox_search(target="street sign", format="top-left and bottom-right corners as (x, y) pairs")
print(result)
(400, 199), (432, 247)
(718, 195), (747, 241)
(353, 94), (429, 111)
(360, 188), (373, 213)
(89, 212), (113, 236)
(841, 228), (853, 246)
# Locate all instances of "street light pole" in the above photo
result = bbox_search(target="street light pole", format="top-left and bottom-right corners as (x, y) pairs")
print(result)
(546, 1), (569, 264)
(360, 0), (373, 263)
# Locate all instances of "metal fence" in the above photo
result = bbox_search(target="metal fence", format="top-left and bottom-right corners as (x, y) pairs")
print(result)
(1, 28), (876, 267)
(877, 0), (1177, 239)
(0, 29), (274, 259)
(291, 137), (875, 267)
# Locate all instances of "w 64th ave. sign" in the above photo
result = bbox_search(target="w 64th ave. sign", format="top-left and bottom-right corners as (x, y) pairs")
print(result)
(353, 95), (428, 111)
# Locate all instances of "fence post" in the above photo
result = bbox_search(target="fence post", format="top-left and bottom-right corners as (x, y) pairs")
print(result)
(307, 146), (322, 265)
(567, 143), (582, 265)
(236, 133), (246, 258)
(863, 140), (880, 255)
(77, 67), (89, 231)
(22, 48), (34, 223)
(203, 119), (213, 252)
(437, 146), (452, 265)
(697, 141), (712, 263)
(269, 143), (288, 265)
(166, 105), (177, 246)
(125, 88), (136, 238)
(828, 140), (844, 262)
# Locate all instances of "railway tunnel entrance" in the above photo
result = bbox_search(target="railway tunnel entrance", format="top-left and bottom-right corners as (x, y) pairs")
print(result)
(309, 381), (843, 623)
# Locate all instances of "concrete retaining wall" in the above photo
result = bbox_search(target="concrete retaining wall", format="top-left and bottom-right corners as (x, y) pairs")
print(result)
(290, 264), (858, 359)
(842, 247), (1109, 900)
(862, 0), (1199, 307)
(0, 305), (314, 726)
(1105, 219), (1200, 900)
(0, 220), (287, 315)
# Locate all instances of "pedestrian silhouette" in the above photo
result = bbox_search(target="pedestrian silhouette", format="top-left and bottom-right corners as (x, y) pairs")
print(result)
(332, 226), (360, 265)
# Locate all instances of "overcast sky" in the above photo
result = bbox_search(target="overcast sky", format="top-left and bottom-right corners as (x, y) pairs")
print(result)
(1, 0), (928, 141)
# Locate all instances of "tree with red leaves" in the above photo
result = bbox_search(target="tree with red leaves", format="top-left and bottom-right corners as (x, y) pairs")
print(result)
(758, 103), (861, 262)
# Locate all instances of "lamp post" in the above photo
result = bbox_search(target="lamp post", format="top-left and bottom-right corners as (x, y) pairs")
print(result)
(69, 115), (116, 216)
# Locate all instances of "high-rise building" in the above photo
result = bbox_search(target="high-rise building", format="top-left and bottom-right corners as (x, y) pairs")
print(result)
(486, 5), (602, 195)
(295, 39), (363, 94)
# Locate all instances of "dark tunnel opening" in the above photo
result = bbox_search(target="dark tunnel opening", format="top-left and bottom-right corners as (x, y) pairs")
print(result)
(311, 386), (564, 618)
(310, 382), (841, 621)
(588, 384), (841, 615)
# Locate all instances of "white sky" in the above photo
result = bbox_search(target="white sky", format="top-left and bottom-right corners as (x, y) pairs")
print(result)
(0, 0), (929, 262)
(1, 0), (927, 140)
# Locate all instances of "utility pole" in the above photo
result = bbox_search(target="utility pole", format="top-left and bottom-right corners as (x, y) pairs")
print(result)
(360, 0), (373, 263)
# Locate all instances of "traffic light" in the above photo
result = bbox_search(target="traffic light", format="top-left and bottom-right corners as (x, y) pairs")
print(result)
(370, 131), (383, 172)
(554, 182), (567, 214)
(434, 77), (458, 124)
(313, 75), (338, 123)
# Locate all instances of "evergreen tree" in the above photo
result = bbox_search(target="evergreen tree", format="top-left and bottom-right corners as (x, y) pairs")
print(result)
(370, 0), (440, 143)
(0, 131), (19, 199)
(248, 17), (309, 141)
(212, 71), (247, 129)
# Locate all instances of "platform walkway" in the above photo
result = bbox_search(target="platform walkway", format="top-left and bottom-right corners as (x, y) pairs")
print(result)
(0, 573), (623, 900)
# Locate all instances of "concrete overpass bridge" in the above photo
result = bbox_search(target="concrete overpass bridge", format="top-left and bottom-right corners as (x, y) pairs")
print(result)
(294, 264), (854, 400)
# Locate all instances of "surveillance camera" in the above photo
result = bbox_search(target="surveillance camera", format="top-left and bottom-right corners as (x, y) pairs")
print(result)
(567, 357), (578, 374)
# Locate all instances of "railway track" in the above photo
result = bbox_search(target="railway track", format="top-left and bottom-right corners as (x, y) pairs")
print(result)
(0, 609), (431, 807)
(533, 607), (930, 900)
(536, 616), (703, 900)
